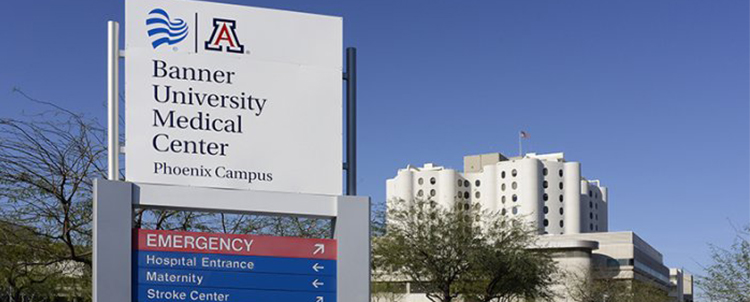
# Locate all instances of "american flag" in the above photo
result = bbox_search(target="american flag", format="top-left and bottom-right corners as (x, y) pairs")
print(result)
(519, 131), (530, 139)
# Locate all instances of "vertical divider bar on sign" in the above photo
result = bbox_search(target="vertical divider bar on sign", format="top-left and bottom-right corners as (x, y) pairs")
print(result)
(194, 13), (198, 53)
(107, 21), (120, 181)
(345, 47), (357, 196)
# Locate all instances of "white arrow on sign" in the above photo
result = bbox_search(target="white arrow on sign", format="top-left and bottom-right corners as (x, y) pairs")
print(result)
(312, 279), (324, 289)
(312, 263), (324, 272)
(315, 296), (324, 302)
(313, 243), (325, 255)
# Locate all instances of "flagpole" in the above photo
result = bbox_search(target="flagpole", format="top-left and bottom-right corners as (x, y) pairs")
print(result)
(518, 132), (522, 157)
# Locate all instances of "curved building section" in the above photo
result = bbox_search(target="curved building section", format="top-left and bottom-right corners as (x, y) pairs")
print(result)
(475, 163), (498, 212)
(600, 187), (609, 232)
(583, 179), (606, 232)
(388, 168), (414, 203)
(437, 169), (458, 208)
(562, 162), (581, 234)
(541, 159), (566, 235)
(385, 163), (464, 209)
(518, 158), (543, 227)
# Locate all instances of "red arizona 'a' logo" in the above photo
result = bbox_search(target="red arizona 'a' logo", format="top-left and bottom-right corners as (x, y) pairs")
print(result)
(204, 18), (244, 53)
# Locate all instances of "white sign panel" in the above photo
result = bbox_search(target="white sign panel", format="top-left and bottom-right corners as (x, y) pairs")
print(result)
(125, 0), (342, 195)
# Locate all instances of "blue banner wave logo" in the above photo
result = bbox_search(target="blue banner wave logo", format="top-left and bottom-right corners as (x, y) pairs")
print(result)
(147, 8), (188, 49)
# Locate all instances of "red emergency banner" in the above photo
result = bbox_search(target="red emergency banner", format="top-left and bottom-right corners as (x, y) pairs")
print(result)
(134, 229), (337, 260)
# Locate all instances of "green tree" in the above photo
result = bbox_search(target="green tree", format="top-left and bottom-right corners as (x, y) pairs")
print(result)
(0, 222), (88, 302)
(373, 199), (478, 302)
(697, 224), (750, 302)
(0, 90), (107, 301)
(371, 279), (407, 302)
(566, 270), (669, 302)
(463, 215), (557, 302)
(373, 198), (558, 302)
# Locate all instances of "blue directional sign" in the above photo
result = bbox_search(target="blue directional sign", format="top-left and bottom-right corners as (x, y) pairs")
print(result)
(135, 251), (337, 276)
(137, 268), (336, 292)
(134, 229), (337, 302)
(137, 285), (334, 302)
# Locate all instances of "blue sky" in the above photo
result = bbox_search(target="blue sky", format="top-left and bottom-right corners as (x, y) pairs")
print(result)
(1, 0), (748, 283)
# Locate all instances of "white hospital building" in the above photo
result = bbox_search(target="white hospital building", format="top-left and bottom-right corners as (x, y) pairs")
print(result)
(386, 152), (607, 234)
(381, 152), (693, 302)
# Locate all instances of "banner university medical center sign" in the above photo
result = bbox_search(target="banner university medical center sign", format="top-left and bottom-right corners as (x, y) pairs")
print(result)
(125, 0), (343, 195)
